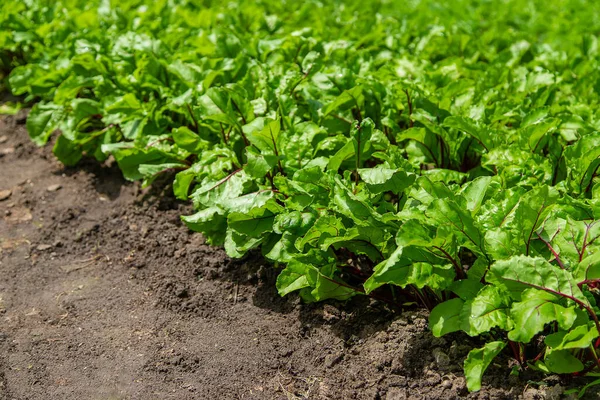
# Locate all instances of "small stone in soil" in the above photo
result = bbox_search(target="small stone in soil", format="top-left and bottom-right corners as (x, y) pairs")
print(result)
(426, 372), (441, 385)
(175, 286), (188, 298)
(133, 261), (146, 269)
(324, 352), (343, 368)
(523, 388), (540, 400)
(36, 244), (53, 251)
(6, 207), (32, 222)
(432, 347), (450, 367)
(543, 384), (564, 400)
(47, 184), (62, 192)
(322, 304), (341, 322)
(0, 189), (11, 201)
(0, 136), (7, 144)
(0, 147), (15, 155)
(386, 387), (407, 400)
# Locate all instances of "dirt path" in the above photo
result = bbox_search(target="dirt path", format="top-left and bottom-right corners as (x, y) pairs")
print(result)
(0, 114), (554, 399)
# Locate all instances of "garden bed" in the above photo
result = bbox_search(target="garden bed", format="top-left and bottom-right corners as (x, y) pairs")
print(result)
(0, 113), (577, 400)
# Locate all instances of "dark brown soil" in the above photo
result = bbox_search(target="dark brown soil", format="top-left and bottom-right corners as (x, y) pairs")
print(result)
(0, 113), (585, 399)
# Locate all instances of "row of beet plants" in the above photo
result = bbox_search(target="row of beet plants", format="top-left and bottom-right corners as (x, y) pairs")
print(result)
(2, 0), (600, 393)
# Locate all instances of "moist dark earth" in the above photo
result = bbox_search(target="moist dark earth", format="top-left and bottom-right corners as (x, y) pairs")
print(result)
(0, 112), (591, 399)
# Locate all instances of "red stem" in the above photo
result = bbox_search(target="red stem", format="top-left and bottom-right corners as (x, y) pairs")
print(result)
(535, 232), (566, 269)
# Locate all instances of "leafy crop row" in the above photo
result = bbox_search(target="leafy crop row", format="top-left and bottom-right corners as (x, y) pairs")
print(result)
(3, 0), (600, 392)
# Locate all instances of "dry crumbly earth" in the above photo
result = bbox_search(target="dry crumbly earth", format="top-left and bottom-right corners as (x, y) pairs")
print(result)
(0, 112), (590, 399)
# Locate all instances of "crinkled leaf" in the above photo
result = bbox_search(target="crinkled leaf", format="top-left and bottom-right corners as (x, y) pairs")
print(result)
(246, 118), (281, 154)
(488, 255), (589, 304)
(181, 207), (227, 246)
(507, 288), (578, 343)
(460, 285), (512, 336)
(26, 102), (64, 145)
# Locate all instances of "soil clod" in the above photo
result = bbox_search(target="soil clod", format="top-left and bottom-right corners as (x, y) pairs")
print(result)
(0, 189), (11, 201)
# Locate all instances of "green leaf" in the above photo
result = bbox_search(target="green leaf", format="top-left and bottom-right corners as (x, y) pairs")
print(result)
(225, 229), (264, 258)
(9, 65), (43, 95)
(575, 252), (600, 283)
(544, 349), (584, 374)
(199, 88), (240, 128)
(427, 198), (483, 252)
(364, 219), (452, 292)
(429, 298), (465, 337)
(459, 176), (493, 213)
(71, 98), (101, 123)
(487, 255), (589, 304)
(227, 199), (282, 237)
(320, 225), (388, 261)
(264, 232), (299, 263)
(26, 102), (64, 146)
(296, 215), (345, 251)
(52, 134), (82, 166)
(525, 118), (560, 153)
(245, 148), (277, 179)
(173, 169), (195, 200)
(311, 265), (358, 301)
(276, 261), (311, 296)
(358, 166), (415, 195)
(246, 118), (281, 153)
(507, 289), (578, 343)
(397, 127), (442, 166)
(449, 279), (484, 300)
(545, 323), (599, 350)
(106, 147), (179, 181)
(464, 341), (506, 392)
(512, 186), (559, 254)
(443, 116), (492, 151)
(460, 286), (512, 336)
(467, 257), (489, 282)
(172, 127), (207, 153)
(564, 133), (600, 194)
(331, 175), (388, 226)
(277, 261), (357, 301)
(364, 244), (451, 293)
(138, 163), (187, 178)
(322, 86), (363, 117)
(327, 140), (354, 172)
(273, 211), (316, 236)
(181, 207), (227, 246)
(190, 171), (250, 210)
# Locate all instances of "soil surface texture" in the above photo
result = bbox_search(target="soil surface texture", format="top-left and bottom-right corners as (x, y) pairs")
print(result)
(0, 113), (587, 399)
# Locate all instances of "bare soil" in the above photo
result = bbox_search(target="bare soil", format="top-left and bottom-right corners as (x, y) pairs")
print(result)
(0, 113), (584, 399)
